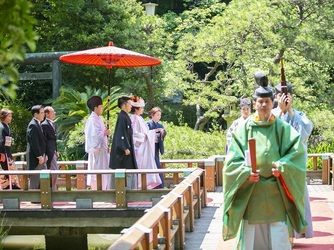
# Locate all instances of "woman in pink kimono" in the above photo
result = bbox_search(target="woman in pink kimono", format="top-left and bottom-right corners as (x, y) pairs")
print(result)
(130, 96), (162, 189)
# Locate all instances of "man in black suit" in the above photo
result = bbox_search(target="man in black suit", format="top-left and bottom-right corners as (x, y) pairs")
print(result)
(26, 105), (47, 189)
(109, 96), (137, 189)
(42, 106), (58, 190)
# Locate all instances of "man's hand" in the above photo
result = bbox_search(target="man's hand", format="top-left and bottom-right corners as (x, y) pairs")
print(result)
(124, 149), (130, 155)
(278, 93), (293, 115)
(37, 156), (45, 165)
(104, 129), (110, 137)
(248, 171), (260, 183)
(272, 162), (281, 177)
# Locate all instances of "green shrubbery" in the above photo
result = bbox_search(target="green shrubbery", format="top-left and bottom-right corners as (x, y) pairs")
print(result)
(63, 118), (226, 161)
(308, 109), (334, 153)
(163, 122), (225, 159)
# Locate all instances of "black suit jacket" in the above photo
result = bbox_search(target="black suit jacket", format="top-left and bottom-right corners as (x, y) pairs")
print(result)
(41, 119), (57, 168)
(26, 118), (47, 170)
(109, 110), (137, 169)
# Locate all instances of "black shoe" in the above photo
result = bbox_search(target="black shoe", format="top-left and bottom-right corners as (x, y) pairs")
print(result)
(11, 184), (21, 190)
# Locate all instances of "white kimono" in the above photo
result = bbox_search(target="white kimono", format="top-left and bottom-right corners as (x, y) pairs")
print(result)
(130, 114), (162, 189)
(85, 112), (110, 190)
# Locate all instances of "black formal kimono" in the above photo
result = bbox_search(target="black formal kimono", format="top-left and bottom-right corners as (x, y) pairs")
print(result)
(41, 119), (57, 169)
(147, 120), (166, 168)
(109, 110), (137, 169)
(26, 118), (47, 170)
(0, 122), (12, 171)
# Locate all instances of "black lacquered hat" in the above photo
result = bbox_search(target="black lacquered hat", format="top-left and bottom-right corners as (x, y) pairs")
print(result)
(253, 71), (273, 98)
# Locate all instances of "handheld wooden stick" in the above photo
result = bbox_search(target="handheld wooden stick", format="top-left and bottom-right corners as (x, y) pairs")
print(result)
(248, 138), (257, 173)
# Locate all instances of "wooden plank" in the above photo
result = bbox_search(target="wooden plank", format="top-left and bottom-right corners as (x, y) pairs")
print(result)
(174, 195), (185, 249)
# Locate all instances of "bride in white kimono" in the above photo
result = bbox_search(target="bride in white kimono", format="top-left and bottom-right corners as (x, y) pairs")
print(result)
(85, 96), (110, 190)
(130, 97), (162, 189)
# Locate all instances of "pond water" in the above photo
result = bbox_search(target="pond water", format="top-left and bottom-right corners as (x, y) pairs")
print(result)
(1, 234), (120, 250)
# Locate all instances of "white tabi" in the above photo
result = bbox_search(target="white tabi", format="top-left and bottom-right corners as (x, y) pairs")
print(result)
(130, 114), (162, 189)
(85, 112), (110, 190)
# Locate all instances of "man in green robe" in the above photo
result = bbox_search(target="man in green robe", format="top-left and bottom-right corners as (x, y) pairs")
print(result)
(223, 71), (307, 250)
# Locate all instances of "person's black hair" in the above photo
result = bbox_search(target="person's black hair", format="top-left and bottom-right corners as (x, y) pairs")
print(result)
(117, 96), (131, 108)
(31, 105), (44, 116)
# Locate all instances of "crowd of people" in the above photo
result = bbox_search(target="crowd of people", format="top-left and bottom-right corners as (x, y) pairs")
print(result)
(85, 95), (166, 190)
(0, 95), (167, 191)
(223, 71), (313, 249)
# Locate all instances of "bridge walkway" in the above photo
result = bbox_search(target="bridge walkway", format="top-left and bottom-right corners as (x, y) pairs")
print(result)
(185, 184), (334, 250)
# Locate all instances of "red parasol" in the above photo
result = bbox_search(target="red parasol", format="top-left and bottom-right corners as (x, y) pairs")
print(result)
(60, 41), (161, 68)
(60, 42), (161, 121)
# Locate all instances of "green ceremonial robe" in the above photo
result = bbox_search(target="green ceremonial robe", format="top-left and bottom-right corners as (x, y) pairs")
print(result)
(223, 115), (307, 241)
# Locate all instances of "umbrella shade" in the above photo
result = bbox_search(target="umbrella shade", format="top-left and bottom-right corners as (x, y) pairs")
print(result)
(59, 42), (161, 69)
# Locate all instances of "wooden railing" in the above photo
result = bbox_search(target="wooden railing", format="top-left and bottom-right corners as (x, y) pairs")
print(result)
(109, 168), (206, 250)
(0, 168), (200, 210)
(307, 153), (334, 185)
(7, 153), (334, 190)
(161, 158), (220, 192)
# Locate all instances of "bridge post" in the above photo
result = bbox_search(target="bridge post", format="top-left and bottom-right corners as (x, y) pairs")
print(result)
(115, 169), (126, 208)
(76, 162), (86, 189)
(40, 171), (52, 209)
(322, 155), (330, 184)
(210, 155), (225, 186)
(199, 159), (215, 192)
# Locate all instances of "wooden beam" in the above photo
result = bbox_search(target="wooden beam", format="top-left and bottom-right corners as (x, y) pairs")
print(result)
(19, 72), (52, 81)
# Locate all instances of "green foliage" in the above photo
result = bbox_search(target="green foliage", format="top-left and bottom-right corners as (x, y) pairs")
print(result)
(0, 0), (37, 99)
(63, 118), (226, 161)
(52, 86), (122, 139)
(0, 214), (9, 250)
(163, 122), (226, 159)
(161, 0), (334, 129)
(308, 109), (334, 149)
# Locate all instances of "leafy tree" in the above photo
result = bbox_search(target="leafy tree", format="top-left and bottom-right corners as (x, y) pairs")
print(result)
(0, 0), (37, 99)
(161, 0), (334, 129)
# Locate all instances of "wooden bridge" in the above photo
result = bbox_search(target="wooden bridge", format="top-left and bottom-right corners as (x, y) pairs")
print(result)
(0, 153), (333, 250)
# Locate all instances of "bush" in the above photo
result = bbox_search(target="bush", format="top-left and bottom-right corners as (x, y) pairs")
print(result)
(62, 117), (226, 161)
(163, 122), (226, 159)
(308, 109), (334, 149)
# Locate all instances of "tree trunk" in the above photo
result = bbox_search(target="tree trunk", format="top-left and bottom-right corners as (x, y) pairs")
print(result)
(144, 67), (154, 109)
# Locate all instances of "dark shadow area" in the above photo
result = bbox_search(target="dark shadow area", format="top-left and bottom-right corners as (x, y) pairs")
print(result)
(312, 216), (333, 222)
(293, 243), (334, 249)
(313, 231), (334, 237)
(309, 197), (327, 201)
